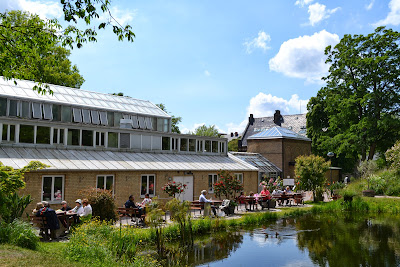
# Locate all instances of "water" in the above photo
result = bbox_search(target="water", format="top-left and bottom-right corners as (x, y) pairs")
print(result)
(163, 213), (400, 267)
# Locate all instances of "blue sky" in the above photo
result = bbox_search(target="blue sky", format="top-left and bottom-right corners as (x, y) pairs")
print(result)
(2, 0), (400, 134)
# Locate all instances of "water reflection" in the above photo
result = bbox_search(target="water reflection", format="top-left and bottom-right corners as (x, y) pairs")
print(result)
(162, 214), (400, 266)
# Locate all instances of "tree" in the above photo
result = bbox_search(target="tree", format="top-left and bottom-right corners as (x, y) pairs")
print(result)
(228, 138), (239, 152)
(191, 125), (219, 137)
(214, 170), (244, 201)
(307, 27), (400, 173)
(0, 11), (84, 92)
(295, 155), (330, 202)
(156, 103), (182, 133)
(1, 0), (134, 92)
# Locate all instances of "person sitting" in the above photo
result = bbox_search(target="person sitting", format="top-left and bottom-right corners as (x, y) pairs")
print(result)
(80, 199), (92, 221)
(245, 192), (255, 211)
(32, 202), (44, 215)
(36, 201), (60, 239)
(141, 193), (152, 207)
(259, 186), (271, 208)
(125, 195), (142, 219)
(285, 186), (292, 193)
(70, 199), (84, 216)
(199, 190), (217, 216)
(60, 200), (72, 212)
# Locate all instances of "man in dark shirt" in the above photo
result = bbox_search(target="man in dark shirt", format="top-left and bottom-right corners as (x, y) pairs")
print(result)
(125, 195), (142, 218)
(36, 202), (60, 239)
(60, 200), (72, 211)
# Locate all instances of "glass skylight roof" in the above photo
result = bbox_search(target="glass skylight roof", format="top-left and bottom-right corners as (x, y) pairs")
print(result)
(248, 126), (311, 141)
(0, 77), (170, 118)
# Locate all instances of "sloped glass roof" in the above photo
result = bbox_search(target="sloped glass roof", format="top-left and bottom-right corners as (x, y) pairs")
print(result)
(230, 152), (282, 173)
(0, 77), (170, 118)
(248, 126), (311, 141)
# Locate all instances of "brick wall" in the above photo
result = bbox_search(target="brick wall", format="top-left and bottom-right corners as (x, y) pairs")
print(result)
(21, 169), (259, 213)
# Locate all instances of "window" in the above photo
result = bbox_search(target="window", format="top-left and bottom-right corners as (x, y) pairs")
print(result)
(234, 173), (243, 184)
(20, 101), (30, 118)
(120, 133), (130, 148)
(131, 115), (139, 128)
(205, 140), (211, 152)
(53, 128), (64, 144)
(212, 141), (218, 153)
(99, 111), (107, 125)
(36, 126), (50, 144)
(172, 138), (178, 151)
(43, 103), (52, 120)
(138, 116), (145, 129)
(42, 175), (64, 202)
(208, 174), (218, 193)
(152, 117), (157, 131)
(0, 97), (6, 116)
(108, 132), (118, 148)
(61, 106), (72, 122)
(157, 118), (163, 132)
(32, 102), (41, 119)
(82, 109), (91, 124)
(97, 175), (114, 193)
(52, 105), (61, 121)
(141, 174), (155, 197)
(180, 138), (188, 151)
(19, 125), (34, 143)
(82, 130), (93, 146)
(197, 140), (203, 152)
(67, 129), (80, 146)
(106, 112), (114, 126)
(91, 110), (100, 125)
(114, 113), (122, 127)
(220, 142), (225, 153)
(162, 137), (170, 150)
(189, 139), (196, 152)
(72, 108), (82, 123)
(2, 124), (15, 142)
(144, 117), (152, 130)
(96, 132), (105, 146)
(9, 100), (18, 117)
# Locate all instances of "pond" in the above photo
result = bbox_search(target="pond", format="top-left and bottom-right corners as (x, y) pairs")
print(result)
(162, 213), (400, 266)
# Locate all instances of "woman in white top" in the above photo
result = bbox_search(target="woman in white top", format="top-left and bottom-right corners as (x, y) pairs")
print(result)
(81, 198), (92, 219)
(141, 193), (152, 207)
(71, 199), (84, 216)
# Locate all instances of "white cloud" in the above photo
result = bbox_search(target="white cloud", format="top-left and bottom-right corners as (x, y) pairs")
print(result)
(308, 3), (340, 26)
(204, 70), (211, 76)
(2, 0), (63, 19)
(244, 31), (271, 54)
(269, 30), (339, 83)
(373, 0), (400, 26)
(225, 93), (309, 135)
(295, 0), (314, 7)
(365, 0), (374, 10)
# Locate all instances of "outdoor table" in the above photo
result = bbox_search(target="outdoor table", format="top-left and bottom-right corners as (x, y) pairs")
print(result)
(272, 193), (301, 206)
(243, 196), (257, 211)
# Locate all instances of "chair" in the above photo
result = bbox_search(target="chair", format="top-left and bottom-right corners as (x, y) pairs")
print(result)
(219, 199), (231, 215)
(30, 215), (50, 240)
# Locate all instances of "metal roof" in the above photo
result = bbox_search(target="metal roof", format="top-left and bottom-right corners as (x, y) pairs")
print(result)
(248, 126), (311, 141)
(0, 77), (170, 118)
(0, 147), (258, 171)
(240, 113), (307, 147)
(229, 152), (282, 173)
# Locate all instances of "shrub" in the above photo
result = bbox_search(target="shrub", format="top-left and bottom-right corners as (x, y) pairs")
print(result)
(214, 170), (243, 201)
(80, 188), (118, 222)
(0, 220), (39, 250)
(369, 175), (386, 195)
(386, 140), (400, 172)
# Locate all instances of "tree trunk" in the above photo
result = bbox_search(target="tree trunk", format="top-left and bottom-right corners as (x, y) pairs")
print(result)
(368, 143), (376, 160)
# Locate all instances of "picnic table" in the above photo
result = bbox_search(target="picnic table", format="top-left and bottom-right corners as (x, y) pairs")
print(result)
(190, 200), (222, 216)
(272, 193), (303, 206)
(30, 211), (77, 240)
(117, 207), (144, 226)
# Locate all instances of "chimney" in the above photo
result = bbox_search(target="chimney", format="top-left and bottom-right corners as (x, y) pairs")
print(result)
(230, 132), (234, 137)
(235, 132), (238, 137)
(249, 114), (255, 125)
(274, 110), (283, 126)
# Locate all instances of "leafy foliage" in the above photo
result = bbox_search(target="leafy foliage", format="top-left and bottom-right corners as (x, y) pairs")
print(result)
(228, 138), (239, 152)
(0, 11), (85, 94)
(0, 220), (39, 250)
(165, 199), (193, 246)
(80, 188), (117, 222)
(156, 103), (182, 133)
(191, 125), (219, 137)
(295, 155), (330, 201)
(307, 27), (400, 173)
(162, 181), (186, 197)
(386, 140), (400, 172)
(214, 170), (243, 200)
(259, 176), (282, 192)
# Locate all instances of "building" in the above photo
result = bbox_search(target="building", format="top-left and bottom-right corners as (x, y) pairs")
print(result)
(0, 77), (258, 211)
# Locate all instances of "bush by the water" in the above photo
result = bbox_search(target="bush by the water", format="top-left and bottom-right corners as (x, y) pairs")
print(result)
(80, 188), (118, 221)
(0, 220), (39, 250)
(368, 170), (400, 196)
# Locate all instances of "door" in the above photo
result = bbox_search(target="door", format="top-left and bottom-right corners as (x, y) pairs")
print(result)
(173, 176), (194, 201)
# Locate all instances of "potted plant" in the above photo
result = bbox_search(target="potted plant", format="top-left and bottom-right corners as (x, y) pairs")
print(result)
(162, 181), (186, 198)
(214, 170), (244, 214)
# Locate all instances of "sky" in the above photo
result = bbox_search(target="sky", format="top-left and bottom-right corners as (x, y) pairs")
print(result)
(2, 0), (400, 134)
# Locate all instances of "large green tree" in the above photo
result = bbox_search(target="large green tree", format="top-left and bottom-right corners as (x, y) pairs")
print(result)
(0, 11), (84, 90)
(191, 125), (219, 137)
(1, 0), (134, 93)
(307, 27), (400, 172)
(156, 103), (182, 133)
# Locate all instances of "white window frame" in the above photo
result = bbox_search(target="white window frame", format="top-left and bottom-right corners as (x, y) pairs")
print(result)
(72, 108), (82, 123)
(1, 123), (15, 142)
(32, 102), (42, 119)
(96, 175), (115, 194)
(234, 173), (243, 184)
(140, 174), (155, 197)
(52, 128), (65, 145)
(41, 175), (65, 203)
(208, 174), (218, 193)
(42, 103), (53, 120)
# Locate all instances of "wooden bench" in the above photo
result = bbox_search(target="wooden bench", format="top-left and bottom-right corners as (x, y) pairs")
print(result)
(190, 201), (204, 215)
(30, 215), (50, 240)
(293, 194), (304, 205)
(117, 207), (143, 225)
